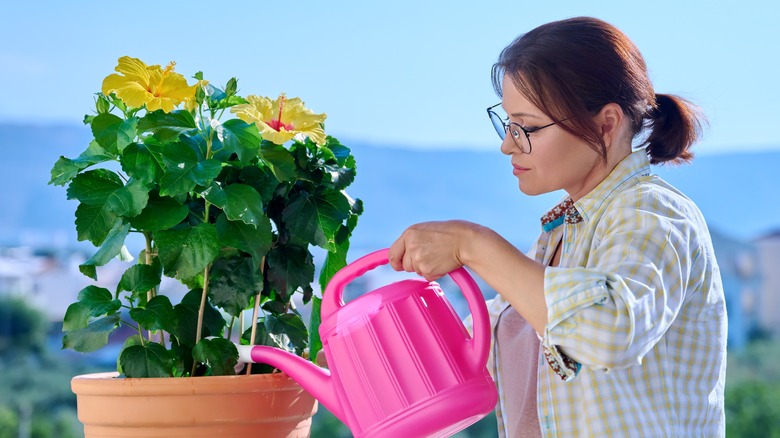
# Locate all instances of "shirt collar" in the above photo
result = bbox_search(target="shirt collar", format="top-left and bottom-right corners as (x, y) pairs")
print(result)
(540, 149), (651, 232)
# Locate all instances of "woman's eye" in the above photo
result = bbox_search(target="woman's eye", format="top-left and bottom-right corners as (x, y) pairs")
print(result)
(510, 128), (522, 139)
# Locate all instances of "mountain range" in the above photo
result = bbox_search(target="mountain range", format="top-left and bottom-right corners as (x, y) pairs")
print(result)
(1, 123), (778, 257)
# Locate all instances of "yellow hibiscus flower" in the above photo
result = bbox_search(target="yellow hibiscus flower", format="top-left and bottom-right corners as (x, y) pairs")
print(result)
(101, 56), (200, 113)
(230, 93), (326, 145)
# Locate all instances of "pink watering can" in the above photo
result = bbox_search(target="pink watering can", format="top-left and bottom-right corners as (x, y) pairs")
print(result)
(237, 248), (497, 437)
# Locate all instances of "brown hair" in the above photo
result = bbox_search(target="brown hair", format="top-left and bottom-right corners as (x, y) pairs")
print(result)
(491, 17), (704, 164)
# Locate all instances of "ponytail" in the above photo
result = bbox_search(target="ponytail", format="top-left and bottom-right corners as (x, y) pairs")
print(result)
(643, 93), (705, 165)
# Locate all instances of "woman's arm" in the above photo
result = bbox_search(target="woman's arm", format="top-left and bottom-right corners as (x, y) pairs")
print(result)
(388, 220), (549, 333)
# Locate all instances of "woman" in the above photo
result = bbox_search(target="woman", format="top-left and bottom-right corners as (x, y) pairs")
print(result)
(388, 17), (726, 437)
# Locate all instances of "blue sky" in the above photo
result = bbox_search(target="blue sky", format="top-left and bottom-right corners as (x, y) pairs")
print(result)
(1, 1), (777, 153)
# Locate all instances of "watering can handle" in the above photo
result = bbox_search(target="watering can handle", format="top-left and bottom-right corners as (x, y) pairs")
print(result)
(321, 248), (491, 372)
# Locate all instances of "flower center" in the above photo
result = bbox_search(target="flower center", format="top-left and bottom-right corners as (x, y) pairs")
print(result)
(266, 94), (294, 132)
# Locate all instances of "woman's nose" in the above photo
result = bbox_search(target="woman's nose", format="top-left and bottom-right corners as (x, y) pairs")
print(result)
(499, 134), (515, 156)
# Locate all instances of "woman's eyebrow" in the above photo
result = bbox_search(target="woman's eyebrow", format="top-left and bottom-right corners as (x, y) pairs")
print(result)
(509, 111), (541, 119)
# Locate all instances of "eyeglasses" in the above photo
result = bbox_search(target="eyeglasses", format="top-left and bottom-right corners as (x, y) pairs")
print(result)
(486, 103), (562, 154)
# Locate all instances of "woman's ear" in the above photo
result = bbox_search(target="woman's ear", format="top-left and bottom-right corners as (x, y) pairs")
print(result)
(596, 103), (625, 147)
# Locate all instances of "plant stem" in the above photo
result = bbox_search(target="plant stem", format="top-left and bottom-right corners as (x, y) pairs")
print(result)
(246, 257), (266, 376)
(144, 232), (156, 342)
(194, 266), (211, 345)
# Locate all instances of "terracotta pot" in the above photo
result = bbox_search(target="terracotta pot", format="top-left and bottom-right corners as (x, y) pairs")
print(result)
(71, 371), (318, 437)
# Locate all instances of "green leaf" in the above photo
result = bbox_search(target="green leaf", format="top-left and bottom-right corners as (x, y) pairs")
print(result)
(49, 141), (114, 186)
(172, 289), (225, 347)
(74, 203), (119, 246)
(62, 301), (91, 331)
(156, 223), (220, 280)
(117, 262), (163, 294)
(282, 191), (350, 251)
(67, 169), (123, 204)
(119, 343), (175, 378)
(324, 136), (353, 167)
(79, 222), (131, 279)
(192, 337), (238, 376)
(129, 295), (176, 333)
(77, 285), (122, 316)
(259, 142), (297, 182)
(265, 313), (309, 355)
(208, 256), (263, 317)
(205, 84), (227, 103)
(68, 169), (150, 219)
(309, 297), (323, 364)
(137, 109), (197, 143)
(120, 142), (163, 183)
(159, 141), (222, 196)
(221, 119), (261, 165)
(318, 227), (351, 294)
(267, 244), (314, 299)
(239, 165), (278, 203)
(322, 163), (356, 190)
(215, 213), (272, 268)
(91, 113), (136, 154)
(128, 191), (189, 231)
(205, 184), (265, 228)
(62, 313), (121, 353)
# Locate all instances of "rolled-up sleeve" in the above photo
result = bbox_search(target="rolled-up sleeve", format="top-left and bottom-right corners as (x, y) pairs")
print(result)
(541, 193), (695, 375)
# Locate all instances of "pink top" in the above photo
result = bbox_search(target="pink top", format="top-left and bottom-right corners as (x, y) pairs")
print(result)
(495, 305), (543, 438)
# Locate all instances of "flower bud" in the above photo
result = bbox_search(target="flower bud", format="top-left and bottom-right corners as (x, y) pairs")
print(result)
(96, 94), (111, 114)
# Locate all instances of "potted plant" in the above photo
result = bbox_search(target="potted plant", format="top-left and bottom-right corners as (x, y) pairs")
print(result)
(49, 56), (362, 437)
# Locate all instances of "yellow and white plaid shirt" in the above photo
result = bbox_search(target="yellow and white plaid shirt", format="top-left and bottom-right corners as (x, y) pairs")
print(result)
(487, 149), (727, 437)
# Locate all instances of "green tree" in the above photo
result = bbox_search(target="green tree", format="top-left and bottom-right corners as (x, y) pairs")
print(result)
(0, 297), (87, 437)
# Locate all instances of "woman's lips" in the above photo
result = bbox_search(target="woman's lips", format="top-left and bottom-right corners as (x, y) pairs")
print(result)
(512, 164), (529, 176)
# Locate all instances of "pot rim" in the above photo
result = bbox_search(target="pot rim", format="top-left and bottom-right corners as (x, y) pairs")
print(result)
(71, 371), (304, 396)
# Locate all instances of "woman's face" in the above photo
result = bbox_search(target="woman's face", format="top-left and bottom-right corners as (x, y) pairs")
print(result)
(499, 77), (604, 200)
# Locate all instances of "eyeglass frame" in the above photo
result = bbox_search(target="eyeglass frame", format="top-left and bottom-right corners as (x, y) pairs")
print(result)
(486, 102), (564, 154)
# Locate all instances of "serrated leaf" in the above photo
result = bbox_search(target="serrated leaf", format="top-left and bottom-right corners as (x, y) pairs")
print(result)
(267, 244), (314, 299)
(62, 313), (121, 353)
(192, 337), (238, 376)
(129, 191), (189, 231)
(49, 141), (114, 186)
(67, 169), (123, 204)
(74, 203), (120, 246)
(120, 142), (163, 183)
(117, 262), (162, 294)
(76, 285), (122, 316)
(159, 141), (222, 196)
(309, 297), (323, 364)
(137, 110), (197, 143)
(208, 256), (263, 317)
(129, 295), (176, 333)
(259, 142), (297, 182)
(206, 184), (265, 228)
(221, 119), (261, 165)
(265, 313), (308, 355)
(239, 165), (278, 203)
(172, 289), (225, 347)
(322, 163), (356, 190)
(79, 222), (131, 278)
(68, 170), (150, 223)
(282, 191), (350, 251)
(156, 223), (219, 280)
(62, 301), (91, 331)
(318, 227), (351, 293)
(91, 113), (135, 154)
(215, 213), (272, 268)
(324, 137), (353, 167)
(119, 343), (175, 378)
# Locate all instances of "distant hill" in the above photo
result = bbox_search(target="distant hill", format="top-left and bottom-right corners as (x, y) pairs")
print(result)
(1, 123), (778, 256)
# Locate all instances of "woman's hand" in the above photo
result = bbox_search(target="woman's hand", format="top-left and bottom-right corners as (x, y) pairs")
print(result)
(388, 220), (480, 281)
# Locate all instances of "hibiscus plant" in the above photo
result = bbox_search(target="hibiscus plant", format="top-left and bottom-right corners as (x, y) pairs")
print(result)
(49, 56), (362, 378)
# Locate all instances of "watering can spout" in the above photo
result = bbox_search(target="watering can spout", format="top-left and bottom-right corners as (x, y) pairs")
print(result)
(236, 345), (345, 423)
